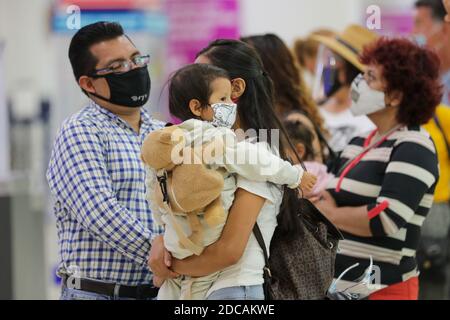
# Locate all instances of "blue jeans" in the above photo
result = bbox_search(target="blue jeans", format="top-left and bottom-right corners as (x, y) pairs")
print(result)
(207, 285), (265, 300)
(60, 286), (154, 300)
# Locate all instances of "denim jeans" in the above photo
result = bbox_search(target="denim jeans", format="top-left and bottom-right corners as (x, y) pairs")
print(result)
(60, 286), (155, 300)
(206, 285), (265, 300)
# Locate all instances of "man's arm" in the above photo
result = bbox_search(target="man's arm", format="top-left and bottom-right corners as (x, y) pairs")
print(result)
(46, 120), (152, 267)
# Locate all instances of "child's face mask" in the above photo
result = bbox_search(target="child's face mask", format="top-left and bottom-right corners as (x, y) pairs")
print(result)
(209, 102), (238, 128)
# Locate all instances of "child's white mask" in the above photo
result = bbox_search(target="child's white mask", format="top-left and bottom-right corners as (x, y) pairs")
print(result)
(350, 74), (386, 117)
(209, 102), (238, 128)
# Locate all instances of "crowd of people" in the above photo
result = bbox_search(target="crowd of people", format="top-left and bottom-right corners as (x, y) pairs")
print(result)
(46, 0), (450, 300)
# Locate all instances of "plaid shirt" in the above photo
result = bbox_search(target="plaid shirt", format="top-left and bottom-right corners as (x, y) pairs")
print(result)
(46, 101), (165, 286)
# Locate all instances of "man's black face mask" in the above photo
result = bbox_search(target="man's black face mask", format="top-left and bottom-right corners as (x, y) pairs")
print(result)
(90, 66), (151, 108)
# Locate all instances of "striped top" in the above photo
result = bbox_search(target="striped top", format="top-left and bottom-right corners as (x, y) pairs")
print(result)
(327, 126), (439, 291)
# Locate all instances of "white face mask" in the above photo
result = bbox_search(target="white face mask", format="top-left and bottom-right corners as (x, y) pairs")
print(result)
(209, 102), (237, 128)
(350, 74), (386, 117)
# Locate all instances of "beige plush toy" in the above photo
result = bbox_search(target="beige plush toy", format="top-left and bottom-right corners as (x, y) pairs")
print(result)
(141, 125), (226, 255)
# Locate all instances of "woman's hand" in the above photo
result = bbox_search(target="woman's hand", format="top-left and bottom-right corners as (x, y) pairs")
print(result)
(148, 235), (179, 279)
(314, 191), (338, 223)
(152, 275), (165, 288)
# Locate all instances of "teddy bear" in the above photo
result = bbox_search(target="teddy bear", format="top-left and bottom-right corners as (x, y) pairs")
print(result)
(141, 125), (227, 255)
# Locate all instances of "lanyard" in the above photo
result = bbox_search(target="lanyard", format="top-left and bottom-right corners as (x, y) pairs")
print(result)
(335, 125), (402, 193)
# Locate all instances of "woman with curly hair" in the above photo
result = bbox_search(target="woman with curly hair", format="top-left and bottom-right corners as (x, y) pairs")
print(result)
(315, 37), (441, 300)
(241, 34), (330, 163)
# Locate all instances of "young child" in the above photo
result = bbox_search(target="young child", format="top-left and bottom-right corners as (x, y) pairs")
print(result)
(145, 63), (317, 300)
(284, 119), (333, 198)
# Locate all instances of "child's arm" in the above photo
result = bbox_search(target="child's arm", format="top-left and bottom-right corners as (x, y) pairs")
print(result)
(208, 135), (314, 190)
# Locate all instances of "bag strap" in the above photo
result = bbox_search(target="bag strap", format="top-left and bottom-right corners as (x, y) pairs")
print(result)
(157, 170), (204, 256)
(253, 223), (272, 277)
(434, 115), (450, 159)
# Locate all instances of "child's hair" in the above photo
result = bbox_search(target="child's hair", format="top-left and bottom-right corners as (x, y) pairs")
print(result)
(284, 120), (315, 161)
(168, 63), (230, 121)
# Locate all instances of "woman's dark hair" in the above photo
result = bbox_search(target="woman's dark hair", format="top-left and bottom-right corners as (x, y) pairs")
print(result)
(284, 120), (315, 162)
(68, 21), (125, 82)
(241, 34), (329, 160)
(360, 37), (442, 126)
(168, 64), (230, 121)
(197, 39), (304, 238)
(241, 34), (327, 135)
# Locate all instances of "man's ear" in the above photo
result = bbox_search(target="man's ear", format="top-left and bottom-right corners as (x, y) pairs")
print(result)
(189, 99), (203, 117)
(79, 76), (96, 94)
(231, 78), (246, 100)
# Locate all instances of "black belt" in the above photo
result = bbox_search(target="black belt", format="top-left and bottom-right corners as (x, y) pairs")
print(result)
(61, 274), (159, 299)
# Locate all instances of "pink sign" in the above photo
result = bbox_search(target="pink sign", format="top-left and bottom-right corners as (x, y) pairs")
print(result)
(166, 0), (240, 73)
(165, 0), (240, 123)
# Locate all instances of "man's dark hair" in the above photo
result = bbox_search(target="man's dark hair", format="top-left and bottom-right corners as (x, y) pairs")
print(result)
(68, 21), (124, 82)
(415, 0), (447, 21)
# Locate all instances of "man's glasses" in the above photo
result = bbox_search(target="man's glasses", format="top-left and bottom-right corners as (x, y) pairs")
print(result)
(90, 54), (150, 77)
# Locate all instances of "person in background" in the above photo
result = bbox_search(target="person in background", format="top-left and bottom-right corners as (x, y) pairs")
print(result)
(241, 34), (330, 163)
(413, 0), (450, 105)
(418, 105), (450, 300)
(316, 38), (441, 300)
(46, 22), (170, 300)
(310, 25), (377, 153)
(284, 119), (333, 198)
(293, 29), (337, 91)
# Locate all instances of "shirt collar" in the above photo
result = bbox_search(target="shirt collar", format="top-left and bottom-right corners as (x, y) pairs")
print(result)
(90, 100), (157, 135)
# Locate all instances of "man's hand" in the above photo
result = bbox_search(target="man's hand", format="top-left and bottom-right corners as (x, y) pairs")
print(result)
(445, 0), (450, 22)
(148, 235), (179, 279)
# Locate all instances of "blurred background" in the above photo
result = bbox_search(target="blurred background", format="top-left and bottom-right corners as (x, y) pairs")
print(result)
(0, 0), (417, 299)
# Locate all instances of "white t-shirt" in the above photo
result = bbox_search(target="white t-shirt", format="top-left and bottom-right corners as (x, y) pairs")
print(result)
(320, 108), (375, 152)
(206, 151), (283, 297)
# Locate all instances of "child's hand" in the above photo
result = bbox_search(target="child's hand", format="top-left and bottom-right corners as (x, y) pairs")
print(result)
(300, 172), (317, 193)
(153, 275), (165, 288)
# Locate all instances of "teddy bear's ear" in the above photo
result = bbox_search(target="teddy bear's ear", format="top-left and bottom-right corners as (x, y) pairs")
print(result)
(159, 131), (173, 144)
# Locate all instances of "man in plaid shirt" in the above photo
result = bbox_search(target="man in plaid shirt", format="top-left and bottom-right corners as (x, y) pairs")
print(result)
(46, 21), (176, 300)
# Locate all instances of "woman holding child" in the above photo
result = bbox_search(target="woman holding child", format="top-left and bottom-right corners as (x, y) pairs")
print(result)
(149, 39), (316, 300)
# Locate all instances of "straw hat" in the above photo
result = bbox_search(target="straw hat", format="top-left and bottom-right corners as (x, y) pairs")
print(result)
(310, 25), (379, 71)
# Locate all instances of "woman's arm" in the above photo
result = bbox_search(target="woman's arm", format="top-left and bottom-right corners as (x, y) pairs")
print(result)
(170, 188), (266, 277)
(315, 191), (372, 237)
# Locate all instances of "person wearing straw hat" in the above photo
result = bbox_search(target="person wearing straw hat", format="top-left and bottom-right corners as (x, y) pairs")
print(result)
(311, 25), (378, 153)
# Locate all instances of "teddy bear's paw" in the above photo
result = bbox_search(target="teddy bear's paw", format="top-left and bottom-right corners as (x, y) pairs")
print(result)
(204, 213), (226, 227)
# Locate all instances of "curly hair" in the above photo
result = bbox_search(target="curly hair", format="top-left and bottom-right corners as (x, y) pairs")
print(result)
(360, 37), (443, 126)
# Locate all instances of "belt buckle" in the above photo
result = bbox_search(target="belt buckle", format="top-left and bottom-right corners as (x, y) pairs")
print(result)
(136, 285), (145, 300)
(113, 283), (121, 299)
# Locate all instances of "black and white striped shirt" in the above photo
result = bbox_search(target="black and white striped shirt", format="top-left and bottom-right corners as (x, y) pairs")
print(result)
(328, 126), (439, 289)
